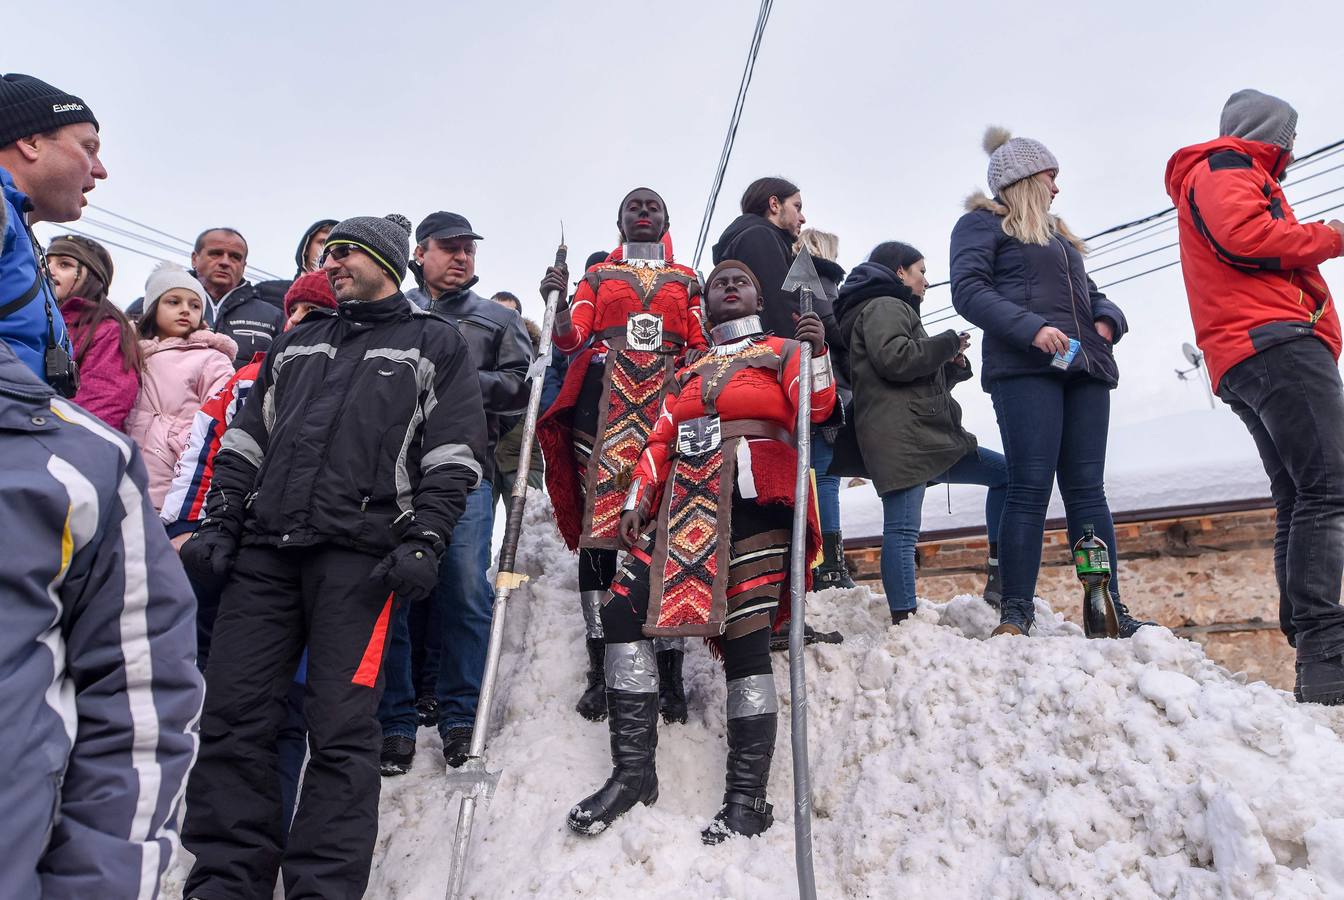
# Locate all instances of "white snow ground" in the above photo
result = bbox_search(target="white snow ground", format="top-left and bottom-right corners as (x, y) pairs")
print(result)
(167, 494), (1344, 899)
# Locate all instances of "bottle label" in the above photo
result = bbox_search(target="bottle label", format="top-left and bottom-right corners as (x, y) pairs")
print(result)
(1074, 547), (1110, 576)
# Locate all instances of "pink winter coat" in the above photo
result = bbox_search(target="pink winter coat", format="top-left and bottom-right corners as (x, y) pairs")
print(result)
(125, 329), (238, 511)
(60, 295), (141, 431)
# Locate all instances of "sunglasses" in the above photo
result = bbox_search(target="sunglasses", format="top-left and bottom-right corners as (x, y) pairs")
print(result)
(319, 243), (361, 265)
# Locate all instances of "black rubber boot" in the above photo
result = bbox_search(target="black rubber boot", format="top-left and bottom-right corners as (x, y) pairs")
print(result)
(890, 607), (915, 626)
(567, 690), (660, 835)
(1112, 597), (1157, 638)
(441, 726), (473, 768)
(657, 649), (688, 724)
(379, 734), (416, 777)
(576, 638), (608, 721)
(702, 712), (777, 844)
(1296, 655), (1344, 705)
(813, 531), (857, 590)
(983, 560), (1002, 610)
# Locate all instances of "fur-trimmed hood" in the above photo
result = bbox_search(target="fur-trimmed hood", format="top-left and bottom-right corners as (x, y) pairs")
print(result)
(963, 190), (1087, 254)
(139, 328), (238, 359)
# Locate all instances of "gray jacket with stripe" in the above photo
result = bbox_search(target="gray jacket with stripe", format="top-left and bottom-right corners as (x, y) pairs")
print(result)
(0, 340), (203, 897)
(206, 292), (488, 554)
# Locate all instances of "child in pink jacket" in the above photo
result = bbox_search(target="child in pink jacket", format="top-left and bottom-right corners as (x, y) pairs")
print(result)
(125, 262), (237, 512)
(47, 235), (142, 431)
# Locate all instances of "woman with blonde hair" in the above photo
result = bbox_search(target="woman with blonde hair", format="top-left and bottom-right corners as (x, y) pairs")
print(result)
(793, 226), (855, 590)
(950, 127), (1152, 637)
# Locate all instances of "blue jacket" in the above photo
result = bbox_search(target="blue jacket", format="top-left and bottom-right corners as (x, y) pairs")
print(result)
(1, 166), (72, 382)
(950, 193), (1127, 387)
(0, 340), (202, 897)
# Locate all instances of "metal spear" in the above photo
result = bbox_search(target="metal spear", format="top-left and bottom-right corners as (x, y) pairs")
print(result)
(780, 246), (825, 900)
(444, 228), (567, 900)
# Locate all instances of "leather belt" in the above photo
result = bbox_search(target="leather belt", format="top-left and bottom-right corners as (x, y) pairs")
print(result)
(720, 419), (794, 447)
(666, 418), (794, 458)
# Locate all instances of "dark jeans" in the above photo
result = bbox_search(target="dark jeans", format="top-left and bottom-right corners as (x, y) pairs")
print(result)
(380, 479), (495, 740)
(812, 431), (841, 533)
(879, 447), (1008, 612)
(1219, 338), (1344, 661)
(183, 544), (395, 900)
(990, 374), (1120, 623)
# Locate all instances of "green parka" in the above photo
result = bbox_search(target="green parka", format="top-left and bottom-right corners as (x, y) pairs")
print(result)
(842, 267), (977, 495)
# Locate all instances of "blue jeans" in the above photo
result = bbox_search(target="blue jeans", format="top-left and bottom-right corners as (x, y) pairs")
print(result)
(379, 479), (495, 738)
(991, 375), (1118, 623)
(879, 447), (1008, 612)
(812, 431), (841, 533)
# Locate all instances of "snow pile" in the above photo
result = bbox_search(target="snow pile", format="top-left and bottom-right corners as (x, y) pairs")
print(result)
(167, 498), (1344, 898)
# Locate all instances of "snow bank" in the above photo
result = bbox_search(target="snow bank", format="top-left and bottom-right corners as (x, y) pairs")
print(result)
(167, 497), (1344, 898)
(841, 407), (1272, 539)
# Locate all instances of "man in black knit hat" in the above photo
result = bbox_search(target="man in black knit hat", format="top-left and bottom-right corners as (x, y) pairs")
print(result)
(0, 73), (104, 388)
(179, 213), (488, 900)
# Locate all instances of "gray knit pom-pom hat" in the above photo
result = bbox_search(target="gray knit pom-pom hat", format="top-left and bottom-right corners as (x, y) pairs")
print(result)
(983, 125), (1059, 196)
(324, 213), (413, 284)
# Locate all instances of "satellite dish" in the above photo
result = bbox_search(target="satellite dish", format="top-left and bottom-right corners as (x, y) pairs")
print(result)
(1181, 342), (1203, 367)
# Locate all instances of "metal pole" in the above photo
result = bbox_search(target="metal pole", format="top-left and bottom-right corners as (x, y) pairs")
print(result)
(445, 235), (567, 900)
(788, 287), (818, 900)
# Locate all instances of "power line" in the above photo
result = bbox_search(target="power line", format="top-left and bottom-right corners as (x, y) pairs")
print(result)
(41, 223), (181, 265)
(87, 203), (194, 249)
(690, 0), (775, 271)
(1077, 137), (1344, 243)
(84, 202), (285, 281)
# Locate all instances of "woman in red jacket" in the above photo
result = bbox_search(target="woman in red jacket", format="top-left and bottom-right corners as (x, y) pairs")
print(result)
(565, 259), (834, 843)
(538, 188), (707, 724)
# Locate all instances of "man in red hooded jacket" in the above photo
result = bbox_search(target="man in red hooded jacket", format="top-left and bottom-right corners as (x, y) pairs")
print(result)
(1165, 88), (1344, 705)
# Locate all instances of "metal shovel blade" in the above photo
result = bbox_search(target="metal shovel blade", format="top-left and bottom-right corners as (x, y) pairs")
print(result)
(781, 245), (826, 299)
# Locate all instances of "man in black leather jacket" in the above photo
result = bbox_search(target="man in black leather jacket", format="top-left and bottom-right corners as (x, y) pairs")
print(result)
(376, 211), (533, 773)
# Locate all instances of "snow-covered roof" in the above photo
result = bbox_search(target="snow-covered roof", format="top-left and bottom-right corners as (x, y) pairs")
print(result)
(841, 407), (1271, 540)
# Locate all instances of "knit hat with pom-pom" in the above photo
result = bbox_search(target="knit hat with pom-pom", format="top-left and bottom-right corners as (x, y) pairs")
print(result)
(144, 261), (207, 306)
(983, 125), (1059, 196)
(324, 213), (414, 284)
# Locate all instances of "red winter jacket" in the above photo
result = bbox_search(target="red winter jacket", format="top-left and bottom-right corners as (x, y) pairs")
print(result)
(1164, 136), (1343, 389)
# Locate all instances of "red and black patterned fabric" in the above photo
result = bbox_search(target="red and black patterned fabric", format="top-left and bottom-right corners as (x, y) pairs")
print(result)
(538, 235), (705, 551)
(609, 333), (836, 638)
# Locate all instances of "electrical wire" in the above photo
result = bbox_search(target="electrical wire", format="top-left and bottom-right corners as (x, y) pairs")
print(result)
(690, 0), (775, 271)
(82, 203), (285, 280)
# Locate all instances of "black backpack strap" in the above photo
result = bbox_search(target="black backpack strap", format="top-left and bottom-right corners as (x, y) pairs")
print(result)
(0, 267), (44, 319)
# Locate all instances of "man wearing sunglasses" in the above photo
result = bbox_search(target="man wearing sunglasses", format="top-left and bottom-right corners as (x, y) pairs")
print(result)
(178, 212), (488, 900)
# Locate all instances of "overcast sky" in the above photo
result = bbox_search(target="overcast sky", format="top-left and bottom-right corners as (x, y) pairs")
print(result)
(12, 0), (1344, 440)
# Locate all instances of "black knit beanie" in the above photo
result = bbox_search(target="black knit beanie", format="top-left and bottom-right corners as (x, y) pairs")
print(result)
(0, 74), (98, 147)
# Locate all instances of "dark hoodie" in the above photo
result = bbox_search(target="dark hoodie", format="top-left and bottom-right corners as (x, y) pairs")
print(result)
(254, 219), (340, 310)
(835, 261), (915, 380)
(711, 213), (797, 338)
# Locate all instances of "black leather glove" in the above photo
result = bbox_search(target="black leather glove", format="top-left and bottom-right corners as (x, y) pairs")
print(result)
(371, 537), (443, 603)
(180, 517), (242, 585)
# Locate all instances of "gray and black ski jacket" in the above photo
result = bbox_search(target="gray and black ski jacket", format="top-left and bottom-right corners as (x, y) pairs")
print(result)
(206, 292), (488, 555)
(0, 340), (203, 898)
